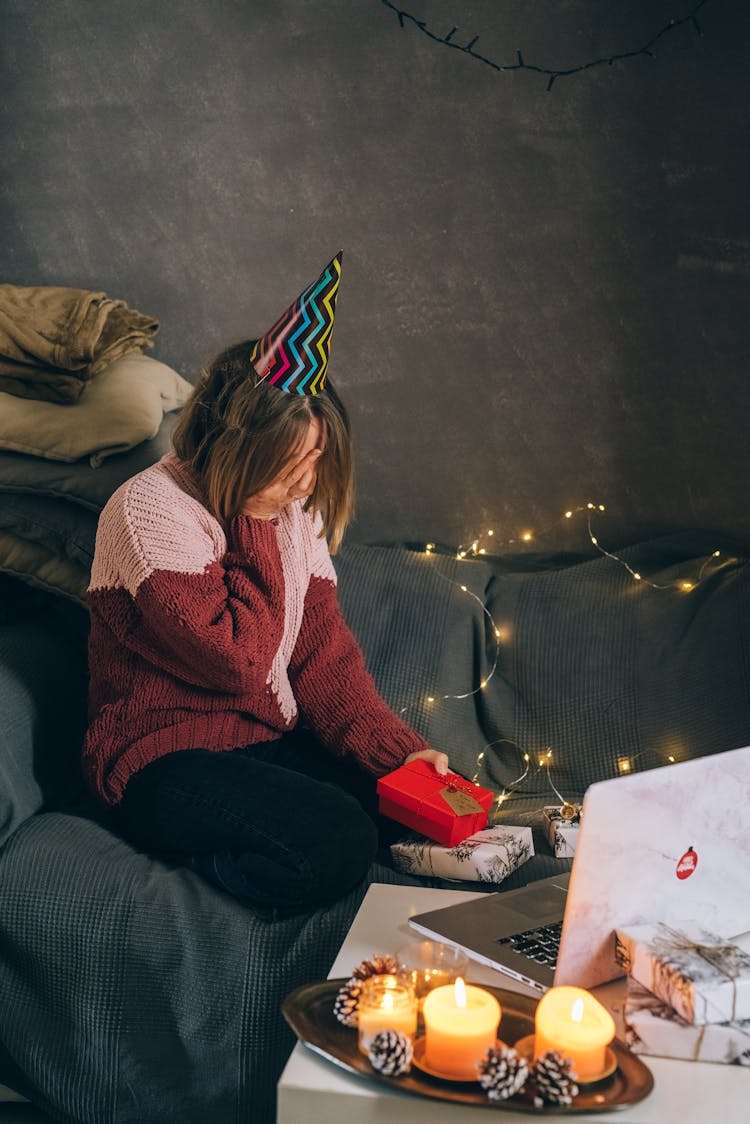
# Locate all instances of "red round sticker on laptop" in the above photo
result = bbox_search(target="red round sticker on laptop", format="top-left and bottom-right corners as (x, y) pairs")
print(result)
(676, 846), (698, 879)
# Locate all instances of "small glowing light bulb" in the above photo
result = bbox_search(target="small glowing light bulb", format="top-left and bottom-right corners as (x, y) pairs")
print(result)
(521, 531), (533, 542)
(565, 510), (573, 519)
(599, 505), (606, 512)
(714, 550), (721, 557)
(668, 755), (675, 763)
(426, 696), (435, 703)
(587, 502), (595, 509)
(633, 573), (642, 581)
(480, 680), (488, 689)
(681, 581), (693, 591)
(618, 758), (631, 773)
(524, 753), (530, 763)
(460, 584), (467, 592)
(479, 548), (486, 555)
(591, 535), (598, 545)
(487, 530), (494, 536)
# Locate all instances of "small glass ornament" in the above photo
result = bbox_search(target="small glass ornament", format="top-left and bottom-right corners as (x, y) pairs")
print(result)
(396, 939), (470, 1001)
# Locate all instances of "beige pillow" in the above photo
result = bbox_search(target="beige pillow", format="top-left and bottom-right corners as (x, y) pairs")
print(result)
(0, 352), (193, 466)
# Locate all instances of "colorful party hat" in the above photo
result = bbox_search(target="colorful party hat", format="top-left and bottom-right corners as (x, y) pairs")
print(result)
(250, 252), (342, 395)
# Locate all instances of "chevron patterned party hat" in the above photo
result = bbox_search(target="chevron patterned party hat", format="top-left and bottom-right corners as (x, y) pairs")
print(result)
(250, 252), (342, 395)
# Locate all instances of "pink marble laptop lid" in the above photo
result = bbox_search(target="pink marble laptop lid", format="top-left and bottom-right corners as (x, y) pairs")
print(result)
(555, 743), (750, 988)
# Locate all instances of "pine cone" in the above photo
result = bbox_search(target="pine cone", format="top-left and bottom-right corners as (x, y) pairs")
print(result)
(367, 1029), (414, 1076)
(477, 1044), (529, 1100)
(333, 978), (362, 1027)
(351, 954), (399, 981)
(531, 1050), (579, 1107)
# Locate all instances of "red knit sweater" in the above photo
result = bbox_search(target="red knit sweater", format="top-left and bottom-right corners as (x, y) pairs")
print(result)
(83, 452), (430, 806)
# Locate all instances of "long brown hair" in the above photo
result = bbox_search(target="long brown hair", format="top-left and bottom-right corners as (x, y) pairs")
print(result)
(172, 339), (354, 552)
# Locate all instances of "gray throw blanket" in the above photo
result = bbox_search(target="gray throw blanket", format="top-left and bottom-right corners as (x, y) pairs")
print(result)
(0, 285), (159, 404)
(0, 532), (748, 1123)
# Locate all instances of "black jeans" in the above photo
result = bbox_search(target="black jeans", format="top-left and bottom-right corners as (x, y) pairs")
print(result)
(115, 730), (380, 917)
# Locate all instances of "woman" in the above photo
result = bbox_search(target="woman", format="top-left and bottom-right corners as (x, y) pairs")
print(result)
(83, 255), (448, 917)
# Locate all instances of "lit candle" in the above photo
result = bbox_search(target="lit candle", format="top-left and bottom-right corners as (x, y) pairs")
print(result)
(357, 975), (418, 1055)
(534, 986), (615, 1081)
(421, 978), (501, 1080)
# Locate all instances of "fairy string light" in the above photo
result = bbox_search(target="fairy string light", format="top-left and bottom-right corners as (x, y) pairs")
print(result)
(472, 739), (532, 819)
(405, 503), (730, 820)
(448, 502), (726, 593)
(480, 725), (692, 824)
(397, 560), (501, 719)
(482, 741), (659, 823)
(379, 0), (709, 91)
(410, 504), (725, 724)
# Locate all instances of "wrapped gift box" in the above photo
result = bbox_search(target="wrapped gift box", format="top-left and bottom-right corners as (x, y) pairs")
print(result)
(623, 979), (750, 1065)
(376, 760), (494, 846)
(542, 805), (580, 858)
(614, 922), (750, 1025)
(390, 824), (534, 882)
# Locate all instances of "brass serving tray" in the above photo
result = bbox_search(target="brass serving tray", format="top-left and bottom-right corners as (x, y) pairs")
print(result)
(282, 979), (654, 1114)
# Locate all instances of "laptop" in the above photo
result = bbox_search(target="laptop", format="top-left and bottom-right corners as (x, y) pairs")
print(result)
(408, 743), (750, 991)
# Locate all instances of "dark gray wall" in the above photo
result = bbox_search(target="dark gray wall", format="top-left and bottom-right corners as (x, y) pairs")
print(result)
(2, 0), (749, 549)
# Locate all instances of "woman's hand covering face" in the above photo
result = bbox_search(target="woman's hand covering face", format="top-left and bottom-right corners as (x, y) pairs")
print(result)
(241, 419), (324, 520)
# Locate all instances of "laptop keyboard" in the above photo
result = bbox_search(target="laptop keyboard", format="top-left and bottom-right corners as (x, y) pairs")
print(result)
(496, 920), (562, 968)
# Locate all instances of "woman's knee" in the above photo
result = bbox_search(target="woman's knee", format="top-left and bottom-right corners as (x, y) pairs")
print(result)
(200, 789), (378, 913)
(304, 792), (378, 902)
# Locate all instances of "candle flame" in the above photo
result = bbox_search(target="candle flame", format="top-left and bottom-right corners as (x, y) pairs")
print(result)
(454, 977), (467, 1008)
(383, 993), (393, 1010)
(571, 997), (584, 1023)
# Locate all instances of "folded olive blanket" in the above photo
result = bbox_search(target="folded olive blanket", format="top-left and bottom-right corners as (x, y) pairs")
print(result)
(0, 284), (159, 403)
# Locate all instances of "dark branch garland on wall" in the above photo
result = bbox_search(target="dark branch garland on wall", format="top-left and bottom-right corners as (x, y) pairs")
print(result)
(379, 0), (709, 90)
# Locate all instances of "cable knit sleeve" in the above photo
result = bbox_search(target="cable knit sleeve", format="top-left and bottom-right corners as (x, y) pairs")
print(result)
(89, 478), (286, 695)
(288, 526), (431, 776)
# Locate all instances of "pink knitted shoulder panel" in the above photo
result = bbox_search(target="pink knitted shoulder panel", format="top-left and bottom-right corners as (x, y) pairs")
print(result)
(263, 501), (334, 723)
(89, 458), (227, 597)
(306, 507), (338, 585)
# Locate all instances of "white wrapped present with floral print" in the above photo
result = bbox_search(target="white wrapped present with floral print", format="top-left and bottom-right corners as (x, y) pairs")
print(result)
(541, 805), (581, 858)
(624, 979), (750, 1064)
(390, 824), (534, 883)
(614, 922), (750, 1025)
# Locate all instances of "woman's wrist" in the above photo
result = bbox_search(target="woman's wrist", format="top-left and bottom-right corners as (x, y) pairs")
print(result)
(240, 501), (281, 520)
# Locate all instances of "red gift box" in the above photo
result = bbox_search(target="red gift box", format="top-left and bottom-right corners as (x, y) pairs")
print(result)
(376, 759), (494, 846)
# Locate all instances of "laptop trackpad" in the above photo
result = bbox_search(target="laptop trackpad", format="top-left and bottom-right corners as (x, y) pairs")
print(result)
(511, 885), (567, 920)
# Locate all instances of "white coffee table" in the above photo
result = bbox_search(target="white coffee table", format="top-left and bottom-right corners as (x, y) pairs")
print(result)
(277, 883), (747, 1123)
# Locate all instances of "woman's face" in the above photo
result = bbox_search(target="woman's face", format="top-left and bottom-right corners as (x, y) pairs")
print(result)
(289, 415), (326, 498)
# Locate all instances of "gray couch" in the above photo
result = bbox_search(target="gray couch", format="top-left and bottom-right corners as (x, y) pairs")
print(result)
(1, 420), (749, 1123)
